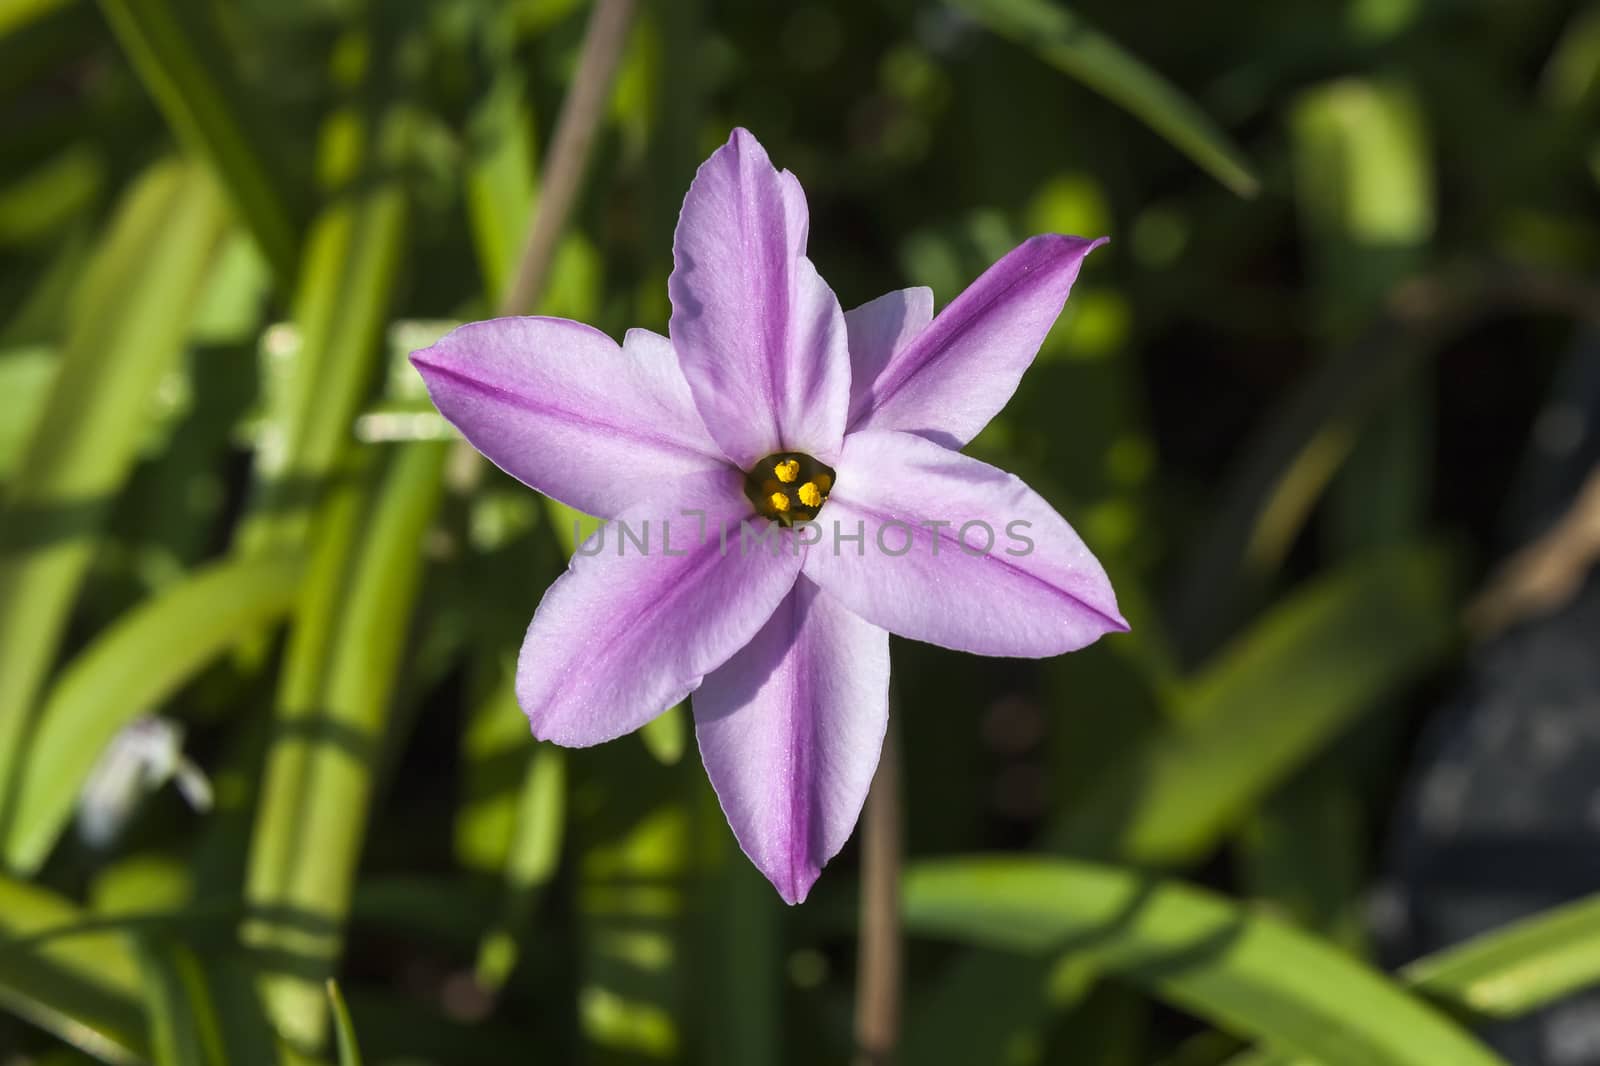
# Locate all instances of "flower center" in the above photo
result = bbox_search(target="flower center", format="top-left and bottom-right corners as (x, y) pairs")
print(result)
(744, 452), (835, 527)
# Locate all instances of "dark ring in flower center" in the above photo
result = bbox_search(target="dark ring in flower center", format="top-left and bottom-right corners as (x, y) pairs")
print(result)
(744, 452), (835, 527)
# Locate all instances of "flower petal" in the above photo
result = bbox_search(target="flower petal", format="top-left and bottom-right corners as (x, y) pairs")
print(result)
(844, 286), (933, 418)
(668, 128), (851, 466)
(411, 319), (726, 518)
(694, 577), (889, 904)
(518, 470), (804, 746)
(849, 235), (1106, 448)
(803, 430), (1126, 656)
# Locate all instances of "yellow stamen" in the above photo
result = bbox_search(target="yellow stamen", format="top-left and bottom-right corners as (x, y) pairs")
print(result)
(797, 481), (822, 508)
(774, 459), (800, 483)
(769, 491), (791, 513)
(812, 471), (833, 492)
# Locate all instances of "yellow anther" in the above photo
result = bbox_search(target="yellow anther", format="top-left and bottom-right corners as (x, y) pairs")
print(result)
(797, 481), (822, 508)
(812, 471), (833, 492)
(774, 459), (800, 483)
(769, 491), (791, 513)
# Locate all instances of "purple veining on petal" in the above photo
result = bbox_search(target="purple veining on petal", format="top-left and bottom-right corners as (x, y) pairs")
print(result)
(668, 128), (852, 466)
(410, 317), (726, 518)
(518, 472), (805, 747)
(803, 429), (1126, 657)
(695, 576), (890, 903)
(849, 234), (1106, 448)
(412, 358), (723, 466)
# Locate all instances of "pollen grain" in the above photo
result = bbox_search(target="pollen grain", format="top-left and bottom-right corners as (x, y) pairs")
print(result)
(769, 491), (792, 513)
(797, 482), (822, 508)
(774, 459), (800, 483)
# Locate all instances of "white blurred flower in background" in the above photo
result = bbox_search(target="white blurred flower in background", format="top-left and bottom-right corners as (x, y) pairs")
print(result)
(77, 716), (213, 848)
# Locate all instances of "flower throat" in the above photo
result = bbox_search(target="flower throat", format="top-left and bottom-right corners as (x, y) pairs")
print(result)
(744, 452), (835, 528)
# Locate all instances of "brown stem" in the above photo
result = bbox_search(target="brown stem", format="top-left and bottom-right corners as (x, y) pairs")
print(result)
(855, 717), (903, 1066)
(498, 0), (637, 317)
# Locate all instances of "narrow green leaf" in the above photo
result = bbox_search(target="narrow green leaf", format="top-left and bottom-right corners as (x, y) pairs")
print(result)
(244, 456), (371, 935)
(248, 442), (447, 1049)
(463, 36), (538, 304)
(1050, 544), (1457, 864)
(0, 344), (57, 482)
(95, 0), (303, 282)
(0, 159), (226, 843)
(90, 801), (281, 1066)
(0, 0), (72, 38)
(950, 0), (1259, 196)
(235, 108), (412, 557)
(136, 938), (225, 1066)
(1226, 890), (1600, 1063)
(455, 671), (533, 877)
(327, 980), (362, 1066)
(904, 857), (1508, 1066)
(575, 746), (695, 1061)
(0, 874), (147, 1062)
(1404, 892), (1600, 1019)
(0, 146), (103, 246)
(475, 742), (566, 989)
(5, 555), (303, 873)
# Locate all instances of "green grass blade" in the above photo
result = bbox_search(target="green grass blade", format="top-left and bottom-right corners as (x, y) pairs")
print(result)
(950, 0), (1259, 197)
(463, 28), (538, 304)
(0, 159), (226, 843)
(1050, 543), (1457, 864)
(1403, 891), (1600, 1019)
(0, 344), (57, 483)
(326, 980), (362, 1066)
(135, 938), (225, 1066)
(904, 857), (1508, 1066)
(0, 874), (148, 1062)
(94, 0), (303, 283)
(475, 742), (565, 990)
(4, 555), (303, 873)
(0, 0), (71, 38)
(236, 108), (412, 557)
(248, 442), (447, 1049)
(1225, 890), (1600, 1063)
(97, 854), (294, 1066)
(244, 457), (371, 927)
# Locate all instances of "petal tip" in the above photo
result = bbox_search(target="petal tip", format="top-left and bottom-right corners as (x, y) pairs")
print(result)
(1030, 232), (1110, 261)
(772, 865), (820, 906)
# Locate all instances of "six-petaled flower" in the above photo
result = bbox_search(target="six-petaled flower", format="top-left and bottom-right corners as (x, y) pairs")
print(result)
(411, 128), (1126, 904)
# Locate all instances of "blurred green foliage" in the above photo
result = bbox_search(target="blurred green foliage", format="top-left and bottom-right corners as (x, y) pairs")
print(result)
(0, 0), (1597, 1063)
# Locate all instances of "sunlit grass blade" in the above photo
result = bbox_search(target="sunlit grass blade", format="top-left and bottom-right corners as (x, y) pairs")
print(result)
(0, 344), (56, 482)
(0, 0), (71, 37)
(1050, 543), (1457, 864)
(0, 874), (148, 1062)
(1404, 891), (1600, 1019)
(0, 146), (104, 247)
(904, 857), (1509, 1066)
(4, 555), (303, 873)
(473, 743), (566, 989)
(1225, 889), (1600, 1064)
(247, 442), (447, 1049)
(235, 106), (411, 558)
(699, 807), (781, 1066)
(575, 744), (695, 1062)
(327, 980), (362, 1066)
(95, 0), (303, 284)
(0, 159), (226, 843)
(455, 671), (532, 878)
(460, 662), (568, 990)
(463, 14), (538, 305)
(244, 458), (370, 937)
(950, 0), (1259, 197)
(135, 938), (224, 1066)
